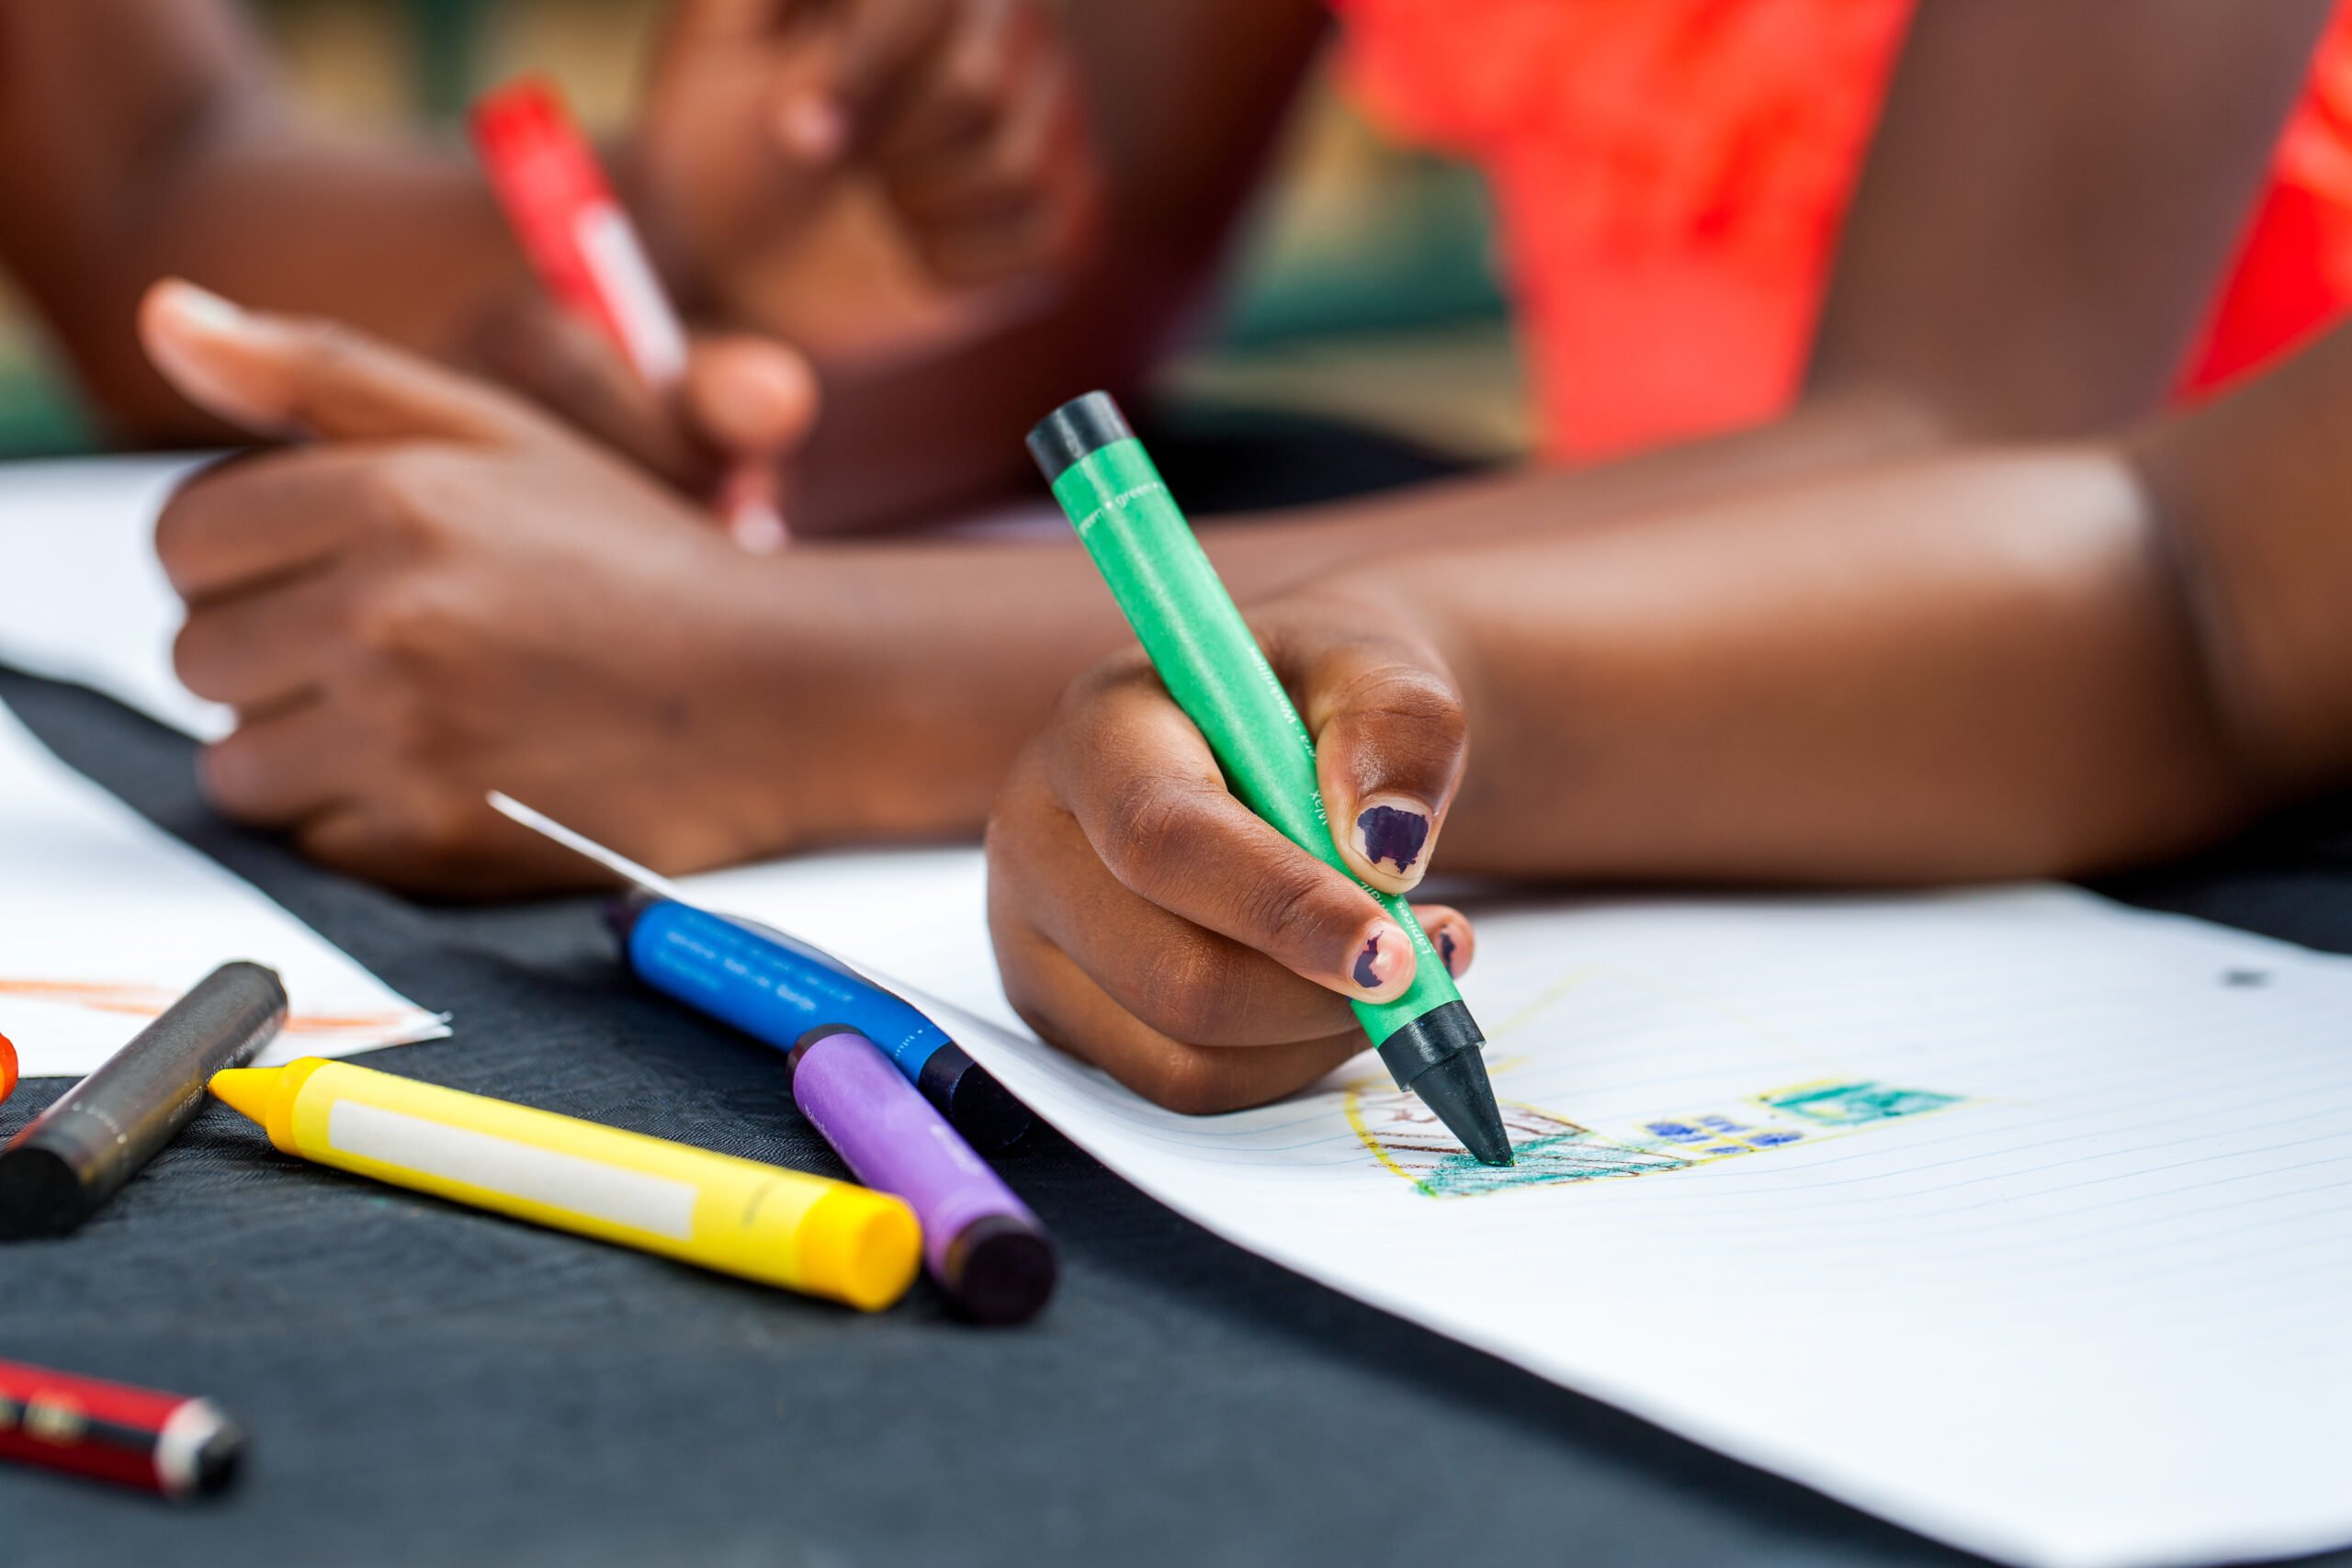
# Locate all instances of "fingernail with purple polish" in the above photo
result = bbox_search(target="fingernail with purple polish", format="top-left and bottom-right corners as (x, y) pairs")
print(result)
(1351, 926), (1409, 992)
(1438, 928), (1460, 975)
(1355, 803), (1430, 876)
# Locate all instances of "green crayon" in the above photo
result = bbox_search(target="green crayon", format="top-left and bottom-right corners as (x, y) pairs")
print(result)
(1027, 392), (1512, 1167)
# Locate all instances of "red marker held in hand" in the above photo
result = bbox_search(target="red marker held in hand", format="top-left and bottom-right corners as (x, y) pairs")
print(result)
(470, 78), (789, 552)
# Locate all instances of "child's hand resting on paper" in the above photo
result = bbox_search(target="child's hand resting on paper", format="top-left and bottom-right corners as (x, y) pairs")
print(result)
(138, 279), (859, 894)
(983, 592), (1478, 1114)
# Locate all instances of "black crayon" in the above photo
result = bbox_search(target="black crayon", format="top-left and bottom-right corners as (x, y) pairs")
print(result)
(0, 962), (287, 1238)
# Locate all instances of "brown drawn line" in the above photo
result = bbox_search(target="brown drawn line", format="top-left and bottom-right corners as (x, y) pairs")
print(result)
(0, 979), (178, 1017)
(282, 1012), (417, 1033)
(0, 977), (413, 1035)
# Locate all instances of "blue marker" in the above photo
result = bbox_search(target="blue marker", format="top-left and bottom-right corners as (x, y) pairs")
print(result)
(482, 792), (1031, 1154)
(609, 897), (1031, 1152)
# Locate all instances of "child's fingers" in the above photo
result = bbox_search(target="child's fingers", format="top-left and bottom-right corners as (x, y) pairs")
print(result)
(1041, 660), (1419, 1004)
(140, 280), (540, 446)
(766, 0), (959, 162)
(879, 22), (1059, 224)
(155, 446), (386, 603)
(1412, 904), (1477, 981)
(681, 333), (820, 461)
(863, 0), (1024, 164)
(470, 302), (815, 510)
(684, 335), (816, 549)
(686, 335), (813, 552)
(198, 693), (362, 830)
(991, 751), (1363, 1045)
(884, 56), (1077, 282)
(1267, 611), (1470, 897)
(983, 618), (1484, 1111)
(460, 298), (707, 486)
(806, 0), (958, 148)
(172, 564), (354, 712)
(989, 895), (1368, 1115)
(878, 6), (1100, 284)
(987, 765), (1482, 1108)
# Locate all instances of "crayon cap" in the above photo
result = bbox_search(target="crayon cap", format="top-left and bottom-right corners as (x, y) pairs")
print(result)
(0, 1032), (16, 1104)
(914, 1045), (1033, 1155)
(795, 1187), (923, 1313)
(1026, 391), (1131, 483)
(156, 1398), (246, 1499)
(944, 1213), (1057, 1325)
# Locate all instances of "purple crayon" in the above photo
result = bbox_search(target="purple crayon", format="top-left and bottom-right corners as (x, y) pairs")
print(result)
(785, 1028), (1056, 1325)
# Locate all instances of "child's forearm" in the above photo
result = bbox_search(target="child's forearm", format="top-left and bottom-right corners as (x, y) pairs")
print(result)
(1317, 444), (2271, 887)
(99, 129), (530, 436)
(774, 390), (1963, 821)
(2127, 327), (2352, 796)
(0, 0), (540, 435)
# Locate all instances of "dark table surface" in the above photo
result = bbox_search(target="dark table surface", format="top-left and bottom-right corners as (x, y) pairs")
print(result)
(6, 422), (2352, 1568)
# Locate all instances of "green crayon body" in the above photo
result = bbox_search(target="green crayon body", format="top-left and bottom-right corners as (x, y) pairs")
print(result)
(1029, 393), (1512, 1167)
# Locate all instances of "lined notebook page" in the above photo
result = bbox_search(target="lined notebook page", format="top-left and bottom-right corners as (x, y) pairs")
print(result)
(684, 855), (2352, 1568)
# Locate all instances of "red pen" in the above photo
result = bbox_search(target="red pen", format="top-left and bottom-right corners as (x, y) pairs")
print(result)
(470, 77), (789, 551)
(0, 1358), (243, 1499)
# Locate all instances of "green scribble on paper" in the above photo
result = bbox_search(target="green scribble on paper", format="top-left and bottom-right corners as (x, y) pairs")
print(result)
(1416, 1131), (1689, 1199)
(1758, 1080), (1961, 1126)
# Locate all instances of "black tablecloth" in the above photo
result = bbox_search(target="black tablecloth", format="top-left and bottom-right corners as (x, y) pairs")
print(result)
(6, 422), (2350, 1568)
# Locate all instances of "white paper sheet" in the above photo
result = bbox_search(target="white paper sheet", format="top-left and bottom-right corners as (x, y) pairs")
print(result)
(0, 700), (445, 1076)
(683, 849), (2352, 1568)
(15, 457), (2347, 1562)
(0, 454), (230, 739)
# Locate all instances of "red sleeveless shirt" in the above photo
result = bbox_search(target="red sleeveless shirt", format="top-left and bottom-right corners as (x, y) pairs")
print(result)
(1332, 0), (2352, 459)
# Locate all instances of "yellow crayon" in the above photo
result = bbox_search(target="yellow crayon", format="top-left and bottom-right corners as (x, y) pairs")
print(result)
(209, 1059), (919, 1311)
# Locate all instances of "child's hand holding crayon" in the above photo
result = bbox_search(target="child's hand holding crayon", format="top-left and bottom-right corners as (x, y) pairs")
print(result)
(985, 590), (1478, 1114)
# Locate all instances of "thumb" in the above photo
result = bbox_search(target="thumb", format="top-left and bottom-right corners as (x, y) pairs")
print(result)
(682, 333), (821, 461)
(140, 279), (540, 446)
(1262, 602), (1470, 897)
